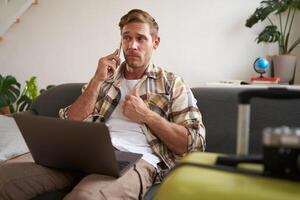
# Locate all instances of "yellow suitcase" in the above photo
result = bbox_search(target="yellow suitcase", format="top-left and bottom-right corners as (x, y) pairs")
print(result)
(154, 152), (300, 200)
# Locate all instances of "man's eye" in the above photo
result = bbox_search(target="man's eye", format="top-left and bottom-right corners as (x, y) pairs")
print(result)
(123, 36), (130, 41)
(137, 37), (145, 42)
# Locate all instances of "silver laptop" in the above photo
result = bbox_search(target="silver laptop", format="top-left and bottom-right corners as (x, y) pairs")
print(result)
(14, 114), (142, 178)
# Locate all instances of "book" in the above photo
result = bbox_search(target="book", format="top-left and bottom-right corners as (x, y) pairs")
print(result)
(250, 77), (280, 84)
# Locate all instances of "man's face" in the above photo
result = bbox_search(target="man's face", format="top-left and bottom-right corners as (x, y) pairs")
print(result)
(121, 22), (160, 69)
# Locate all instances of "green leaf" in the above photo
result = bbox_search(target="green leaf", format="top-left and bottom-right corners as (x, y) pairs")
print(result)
(0, 75), (21, 108)
(15, 76), (39, 112)
(24, 76), (39, 100)
(246, 6), (275, 27)
(256, 25), (281, 43)
(275, 0), (291, 14)
(297, 0), (300, 9)
(289, 0), (300, 9)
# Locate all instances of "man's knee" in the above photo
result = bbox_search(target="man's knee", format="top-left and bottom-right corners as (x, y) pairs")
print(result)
(64, 174), (115, 200)
(64, 188), (105, 200)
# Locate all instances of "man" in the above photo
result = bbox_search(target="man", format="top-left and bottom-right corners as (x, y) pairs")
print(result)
(60, 9), (205, 199)
(0, 9), (205, 200)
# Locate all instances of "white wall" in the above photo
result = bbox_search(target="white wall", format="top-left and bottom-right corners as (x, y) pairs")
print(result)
(0, 0), (34, 36)
(0, 0), (299, 89)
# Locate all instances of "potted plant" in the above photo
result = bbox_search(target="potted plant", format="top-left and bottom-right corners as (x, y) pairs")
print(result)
(246, 0), (300, 84)
(0, 75), (39, 114)
(0, 75), (21, 114)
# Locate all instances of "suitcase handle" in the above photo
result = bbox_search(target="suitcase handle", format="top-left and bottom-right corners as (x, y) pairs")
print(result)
(216, 155), (263, 167)
(238, 88), (300, 104)
(237, 87), (300, 155)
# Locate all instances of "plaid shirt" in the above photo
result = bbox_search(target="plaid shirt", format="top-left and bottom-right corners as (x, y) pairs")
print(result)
(59, 62), (205, 173)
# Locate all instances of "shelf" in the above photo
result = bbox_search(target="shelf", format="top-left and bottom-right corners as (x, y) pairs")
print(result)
(0, 0), (35, 37)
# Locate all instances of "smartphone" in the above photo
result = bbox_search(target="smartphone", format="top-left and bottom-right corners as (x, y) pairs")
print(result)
(117, 41), (122, 58)
(109, 42), (122, 76)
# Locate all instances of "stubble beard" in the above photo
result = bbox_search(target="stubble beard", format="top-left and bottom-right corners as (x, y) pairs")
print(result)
(124, 51), (152, 69)
(125, 56), (147, 69)
(126, 60), (143, 69)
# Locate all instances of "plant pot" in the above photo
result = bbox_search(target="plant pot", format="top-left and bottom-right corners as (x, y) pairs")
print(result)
(272, 55), (297, 84)
(0, 106), (11, 115)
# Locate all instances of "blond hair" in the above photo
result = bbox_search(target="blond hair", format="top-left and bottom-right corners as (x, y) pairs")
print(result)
(119, 9), (159, 37)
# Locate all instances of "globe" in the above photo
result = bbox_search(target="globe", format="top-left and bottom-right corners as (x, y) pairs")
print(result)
(253, 57), (270, 77)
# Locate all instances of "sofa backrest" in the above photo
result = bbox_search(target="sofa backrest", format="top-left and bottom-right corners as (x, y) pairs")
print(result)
(192, 87), (300, 154)
(30, 83), (84, 117)
(30, 84), (300, 154)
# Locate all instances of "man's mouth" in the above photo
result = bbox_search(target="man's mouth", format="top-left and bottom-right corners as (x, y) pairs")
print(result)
(126, 54), (140, 59)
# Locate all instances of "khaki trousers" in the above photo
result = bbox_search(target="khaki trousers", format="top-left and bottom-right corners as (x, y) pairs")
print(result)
(0, 153), (156, 200)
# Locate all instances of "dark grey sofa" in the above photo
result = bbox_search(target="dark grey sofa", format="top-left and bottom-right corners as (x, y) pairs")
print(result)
(26, 83), (300, 199)
(194, 86), (300, 154)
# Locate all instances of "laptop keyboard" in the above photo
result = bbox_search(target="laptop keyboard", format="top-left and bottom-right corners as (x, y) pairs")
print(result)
(118, 161), (130, 171)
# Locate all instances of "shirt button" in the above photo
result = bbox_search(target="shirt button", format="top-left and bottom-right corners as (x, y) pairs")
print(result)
(112, 98), (118, 105)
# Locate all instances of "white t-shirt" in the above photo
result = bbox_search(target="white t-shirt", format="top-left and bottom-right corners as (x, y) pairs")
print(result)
(106, 77), (161, 168)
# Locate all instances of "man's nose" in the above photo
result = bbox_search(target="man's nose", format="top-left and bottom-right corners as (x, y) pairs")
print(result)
(128, 40), (138, 49)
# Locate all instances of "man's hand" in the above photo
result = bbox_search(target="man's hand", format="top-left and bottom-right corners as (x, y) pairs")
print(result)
(122, 89), (151, 123)
(94, 49), (121, 82)
(122, 88), (189, 155)
(66, 49), (120, 121)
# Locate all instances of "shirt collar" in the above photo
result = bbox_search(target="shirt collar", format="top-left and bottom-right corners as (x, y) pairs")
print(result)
(105, 61), (160, 85)
(145, 62), (160, 80)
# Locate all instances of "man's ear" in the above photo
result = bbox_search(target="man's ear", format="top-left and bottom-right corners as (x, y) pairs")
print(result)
(153, 36), (160, 49)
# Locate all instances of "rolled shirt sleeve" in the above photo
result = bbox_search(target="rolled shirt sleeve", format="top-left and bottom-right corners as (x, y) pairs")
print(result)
(170, 78), (206, 153)
(58, 84), (89, 120)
